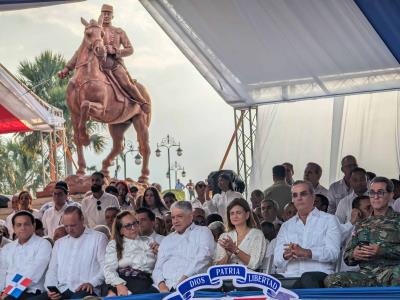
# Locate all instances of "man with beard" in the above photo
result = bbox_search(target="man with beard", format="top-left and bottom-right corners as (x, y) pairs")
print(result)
(81, 172), (120, 228)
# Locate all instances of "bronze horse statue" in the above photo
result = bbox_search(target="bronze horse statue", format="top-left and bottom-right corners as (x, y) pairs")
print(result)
(63, 17), (151, 183)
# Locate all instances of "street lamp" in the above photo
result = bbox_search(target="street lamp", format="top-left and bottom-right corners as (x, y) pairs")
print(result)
(166, 161), (186, 187)
(155, 134), (183, 190)
(122, 140), (142, 179)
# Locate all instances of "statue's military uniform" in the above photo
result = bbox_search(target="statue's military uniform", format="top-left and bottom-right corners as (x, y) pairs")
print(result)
(65, 5), (145, 105)
(324, 207), (400, 287)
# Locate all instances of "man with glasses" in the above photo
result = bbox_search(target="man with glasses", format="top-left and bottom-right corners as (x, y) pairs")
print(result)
(34, 206), (108, 300)
(81, 172), (120, 228)
(274, 180), (341, 288)
(153, 201), (214, 292)
(325, 176), (400, 287)
(42, 181), (79, 239)
(328, 155), (358, 214)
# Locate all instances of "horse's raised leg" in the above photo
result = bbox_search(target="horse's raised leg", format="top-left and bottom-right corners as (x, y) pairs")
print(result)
(101, 122), (131, 178)
(132, 113), (150, 183)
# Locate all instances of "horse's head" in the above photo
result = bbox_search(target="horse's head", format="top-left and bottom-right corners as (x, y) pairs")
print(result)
(81, 16), (106, 59)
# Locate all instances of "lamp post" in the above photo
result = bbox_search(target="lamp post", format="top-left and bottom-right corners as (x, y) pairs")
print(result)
(122, 141), (142, 179)
(166, 161), (186, 187)
(155, 134), (183, 190)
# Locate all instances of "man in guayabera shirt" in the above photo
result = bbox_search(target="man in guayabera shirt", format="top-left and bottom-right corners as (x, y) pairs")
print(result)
(327, 155), (358, 214)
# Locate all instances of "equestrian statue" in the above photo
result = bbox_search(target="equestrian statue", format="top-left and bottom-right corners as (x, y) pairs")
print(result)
(58, 4), (151, 183)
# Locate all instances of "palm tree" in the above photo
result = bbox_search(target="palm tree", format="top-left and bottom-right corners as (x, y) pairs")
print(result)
(0, 137), (42, 194)
(16, 50), (107, 177)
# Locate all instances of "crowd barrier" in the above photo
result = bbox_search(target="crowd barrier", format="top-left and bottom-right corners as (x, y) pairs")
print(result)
(105, 287), (400, 300)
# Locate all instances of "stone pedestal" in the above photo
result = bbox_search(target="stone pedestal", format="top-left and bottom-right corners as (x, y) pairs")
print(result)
(36, 175), (147, 198)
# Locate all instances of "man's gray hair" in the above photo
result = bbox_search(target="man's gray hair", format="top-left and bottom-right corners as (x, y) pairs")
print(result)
(292, 180), (315, 195)
(370, 176), (394, 193)
(171, 200), (193, 213)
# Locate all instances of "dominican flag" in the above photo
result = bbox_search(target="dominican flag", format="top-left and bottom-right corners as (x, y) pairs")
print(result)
(3, 274), (32, 299)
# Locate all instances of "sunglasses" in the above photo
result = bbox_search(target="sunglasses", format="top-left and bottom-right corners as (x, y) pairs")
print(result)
(122, 221), (140, 229)
(197, 184), (206, 188)
(97, 200), (101, 211)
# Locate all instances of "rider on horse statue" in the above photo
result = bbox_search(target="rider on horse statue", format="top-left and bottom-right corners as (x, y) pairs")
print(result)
(58, 4), (150, 114)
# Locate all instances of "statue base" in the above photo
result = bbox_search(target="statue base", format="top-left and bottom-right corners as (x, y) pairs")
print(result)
(36, 175), (147, 198)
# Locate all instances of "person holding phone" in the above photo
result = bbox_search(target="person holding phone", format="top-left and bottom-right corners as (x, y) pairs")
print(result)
(325, 177), (400, 287)
(104, 211), (158, 296)
(213, 198), (266, 270)
(31, 206), (108, 300)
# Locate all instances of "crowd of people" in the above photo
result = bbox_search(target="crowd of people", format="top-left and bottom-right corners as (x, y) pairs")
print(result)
(0, 155), (400, 299)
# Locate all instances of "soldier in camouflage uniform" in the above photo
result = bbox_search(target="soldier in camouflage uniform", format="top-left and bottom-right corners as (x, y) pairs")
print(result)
(325, 176), (400, 287)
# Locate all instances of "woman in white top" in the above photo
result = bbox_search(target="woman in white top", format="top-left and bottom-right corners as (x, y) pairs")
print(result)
(104, 211), (158, 296)
(214, 198), (267, 270)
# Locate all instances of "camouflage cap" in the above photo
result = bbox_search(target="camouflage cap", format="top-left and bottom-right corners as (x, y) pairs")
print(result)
(101, 4), (113, 12)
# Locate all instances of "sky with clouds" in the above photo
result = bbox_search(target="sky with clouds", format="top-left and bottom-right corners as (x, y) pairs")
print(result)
(0, 0), (238, 190)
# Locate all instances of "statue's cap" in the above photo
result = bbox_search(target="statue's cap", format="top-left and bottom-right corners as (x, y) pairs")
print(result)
(101, 4), (113, 12)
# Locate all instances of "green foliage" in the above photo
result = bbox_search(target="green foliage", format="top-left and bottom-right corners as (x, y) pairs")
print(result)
(0, 137), (42, 194)
(0, 50), (108, 193)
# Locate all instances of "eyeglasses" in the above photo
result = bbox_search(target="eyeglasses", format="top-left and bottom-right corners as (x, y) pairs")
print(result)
(97, 200), (101, 211)
(197, 184), (206, 188)
(122, 221), (140, 229)
(292, 191), (310, 198)
(368, 190), (388, 198)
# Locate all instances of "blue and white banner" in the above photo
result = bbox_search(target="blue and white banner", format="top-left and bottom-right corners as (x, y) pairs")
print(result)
(163, 265), (298, 300)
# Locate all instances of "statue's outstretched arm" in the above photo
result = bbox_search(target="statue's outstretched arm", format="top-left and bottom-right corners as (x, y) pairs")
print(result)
(65, 50), (80, 71)
(116, 29), (133, 58)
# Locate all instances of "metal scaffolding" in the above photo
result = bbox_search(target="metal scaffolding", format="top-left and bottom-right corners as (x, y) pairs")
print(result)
(234, 107), (257, 197)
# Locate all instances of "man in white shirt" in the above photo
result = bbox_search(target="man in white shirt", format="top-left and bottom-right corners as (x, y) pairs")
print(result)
(81, 172), (120, 228)
(304, 162), (328, 197)
(0, 211), (52, 299)
(42, 181), (77, 239)
(335, 167), (368, 224)
(34, 206), (107, 300)
(153, 201), (215, 292)
(136, 207), (164, 244)
(328, 155), (358, 214)
(274, 180), (341, 288)
(205, 173), (242, 223)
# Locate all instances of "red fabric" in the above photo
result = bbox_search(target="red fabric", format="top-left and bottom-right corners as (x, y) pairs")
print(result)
(0, 104), (31, 134)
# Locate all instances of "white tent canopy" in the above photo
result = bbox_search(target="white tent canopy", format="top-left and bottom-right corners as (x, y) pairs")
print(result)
(142, 0), (400, 189)
(141, 0), (400, 107)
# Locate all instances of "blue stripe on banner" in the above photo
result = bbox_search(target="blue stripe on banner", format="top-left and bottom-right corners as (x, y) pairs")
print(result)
(355, 0), (400, 64)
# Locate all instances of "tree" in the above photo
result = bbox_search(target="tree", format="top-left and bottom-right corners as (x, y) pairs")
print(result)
(0, 137), (42, 194)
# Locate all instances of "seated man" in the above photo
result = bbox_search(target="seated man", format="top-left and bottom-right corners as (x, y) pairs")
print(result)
(0, 211), (52, 300)
(274, 180), (341, 288)
(153, 201), (215, 292)
(34, 206), (108, 300)
(314, 194), (329, 212)
(335, 167), (368, 224)
(325, 177), (400, 287)
(136, 207), (164, 244)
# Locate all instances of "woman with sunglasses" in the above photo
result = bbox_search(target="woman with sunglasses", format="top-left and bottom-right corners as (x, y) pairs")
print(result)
(214, 198), (266, 270)
(141, 187), (168, 217)
(104, 211), (158, 296)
